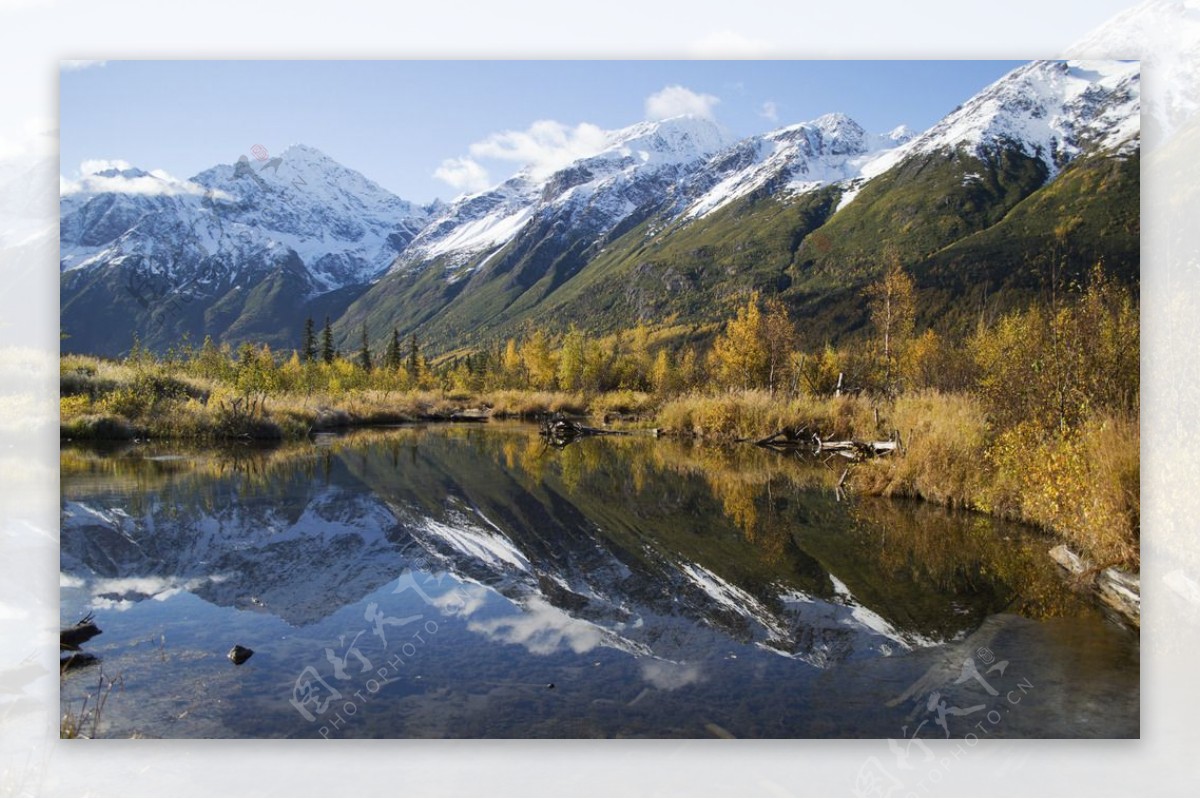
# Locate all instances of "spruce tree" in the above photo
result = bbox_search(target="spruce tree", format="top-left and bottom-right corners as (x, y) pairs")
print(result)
(407, 333), (421, 376)
(321, 316), (335, 364)
(302, 317), (316, 362)
(385, 327), (402, 371)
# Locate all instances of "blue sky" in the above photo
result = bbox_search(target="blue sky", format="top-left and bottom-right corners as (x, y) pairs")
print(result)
(60, 60), (1026, 203)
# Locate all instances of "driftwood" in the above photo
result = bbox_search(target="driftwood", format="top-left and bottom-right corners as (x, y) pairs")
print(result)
(749, 426), (809, 449)
(449, 408), (491, 422)
(813, 436), (898, 459)
(60, 613), (102, 652)
(1049, 544), (1140, 627)
(539, 414), (629, 448)
(752, 426), (898, 462)
(834, 467), (851, 502)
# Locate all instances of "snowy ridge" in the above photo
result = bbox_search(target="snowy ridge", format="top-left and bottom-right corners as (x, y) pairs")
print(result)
(875, 60), (1140, 179)
(683, 114), (914, 220)
(418, 513), (532, 572)
(60, 144), (433, 294)
(392, 116), (734, 277)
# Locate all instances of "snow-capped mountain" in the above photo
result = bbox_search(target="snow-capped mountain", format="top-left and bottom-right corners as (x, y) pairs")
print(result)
(60, 145), (435, 355)
(681, 113), (914, 220)
(392, 115), (734, 280)
(61, 59), (1141, 357)
(63, 144), (432, 289)
(878, 60), (1139, 177)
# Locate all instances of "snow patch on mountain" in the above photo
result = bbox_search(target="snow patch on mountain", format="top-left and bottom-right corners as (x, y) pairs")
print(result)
(683, 113), (915, 220)
(60, 144), (433, 294)
(394, 116), (734, 276)
(878, 60), (1139, 178)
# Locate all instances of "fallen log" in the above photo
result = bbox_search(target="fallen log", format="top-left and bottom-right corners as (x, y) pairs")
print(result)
(539, 414), (629, 447)
(751, 427), (809, 449)
(1049, 544), (1140, 627)
(811, 435), (898, 460)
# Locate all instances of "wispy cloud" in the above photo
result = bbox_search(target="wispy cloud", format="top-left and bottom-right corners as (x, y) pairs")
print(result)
(641, 658), (704, 691)
(434, 119), (613, 193)
(432, 86), (723, 196)
(470, 120), (609, 178)
(432, 156), (491, 194)
(61, 159), (227, 198)
(468, 597), (608, 655)
(645, 85), (720, 121)
(759, 101), (780, 122)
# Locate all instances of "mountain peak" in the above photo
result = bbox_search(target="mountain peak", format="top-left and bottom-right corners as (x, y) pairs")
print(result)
(905, 59), (1140, 173)
(812, 112), (860, 133)
(91, 165), (152, 180)
(278, 142), (338, 163)
(608, 115), (733, 164)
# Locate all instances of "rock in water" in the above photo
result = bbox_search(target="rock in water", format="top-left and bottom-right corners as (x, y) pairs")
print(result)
(227, 645), (254, 665)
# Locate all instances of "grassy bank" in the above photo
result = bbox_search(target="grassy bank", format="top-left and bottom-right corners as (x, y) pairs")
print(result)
(60, 353), (1138, 570)
(657, 388), (1137, 569)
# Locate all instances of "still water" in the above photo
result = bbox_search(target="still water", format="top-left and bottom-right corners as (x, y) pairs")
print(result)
(60, 423), (1138, 738)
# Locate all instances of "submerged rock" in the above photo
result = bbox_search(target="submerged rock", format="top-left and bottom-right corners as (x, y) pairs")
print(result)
(227, 645), (254, 665)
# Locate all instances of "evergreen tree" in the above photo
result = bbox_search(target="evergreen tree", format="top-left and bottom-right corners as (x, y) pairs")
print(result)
(358, 324), (372, 372)
(321, 316), (335, 364)
(302, 317), (317, 362)
(407, 334), (421, 376)
(385, 327), (402, 371)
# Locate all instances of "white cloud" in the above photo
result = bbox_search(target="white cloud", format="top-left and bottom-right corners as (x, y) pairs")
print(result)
(61, 159), (226, 198)
(432, 156), (491, 194)
(640, 658), (704, 691)
(61, 60), (107, 72)
(759, 101), (780, 122)
(434, 119), (614, 192)
(80, 158), (132, 175)
(645, 85), (721, 121)
(468, 597), (608, 655)
(469, 120), (610, 179)
(432, 583), (489, 618)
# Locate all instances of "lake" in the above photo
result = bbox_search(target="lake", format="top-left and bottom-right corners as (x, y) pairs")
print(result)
(59, 423), (1138, 738)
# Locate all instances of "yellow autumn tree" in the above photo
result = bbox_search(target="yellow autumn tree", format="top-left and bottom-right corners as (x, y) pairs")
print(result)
(710, 291), (768, 391)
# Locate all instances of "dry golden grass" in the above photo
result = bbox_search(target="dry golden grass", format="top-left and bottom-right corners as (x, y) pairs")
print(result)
(479, 389), (586, 417)
(982, 414), (1139, 568)
(856, 392), (1139, 569)
(856, 391), (989, 508)
(657, 390), (881, 441)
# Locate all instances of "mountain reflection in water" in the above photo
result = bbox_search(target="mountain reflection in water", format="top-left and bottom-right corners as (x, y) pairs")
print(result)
(59, 424), (1138, 738)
